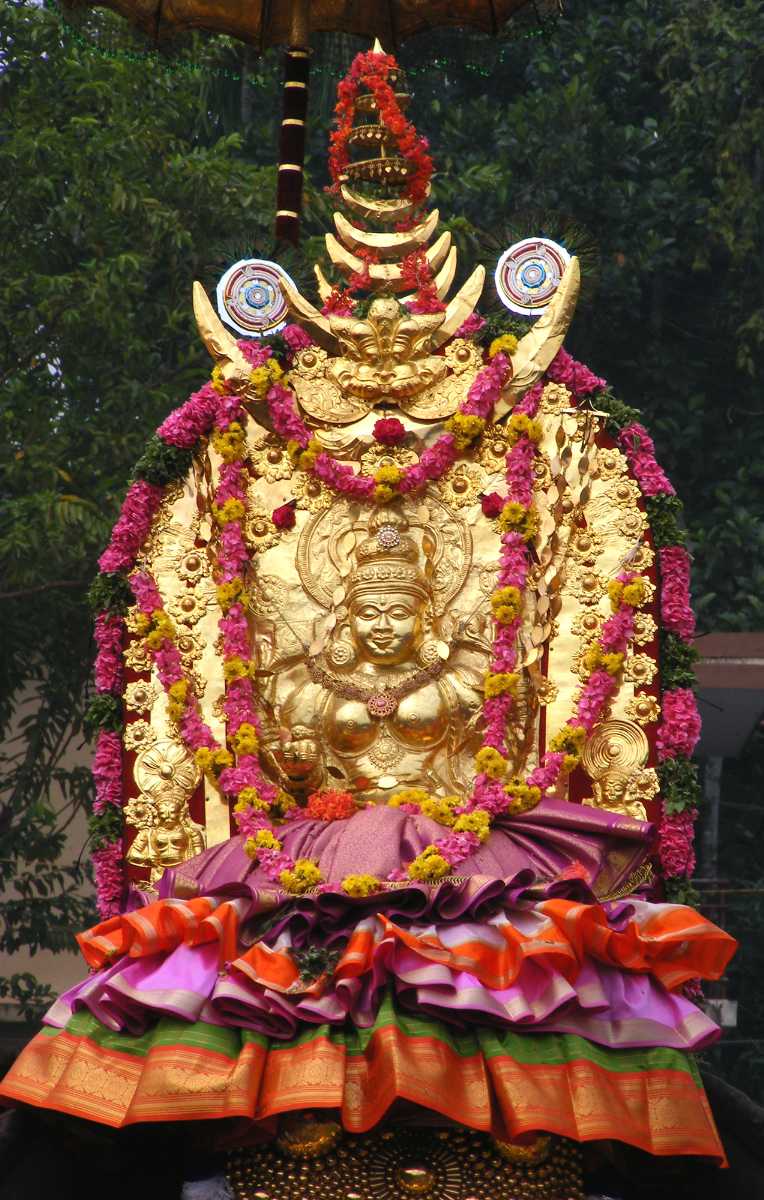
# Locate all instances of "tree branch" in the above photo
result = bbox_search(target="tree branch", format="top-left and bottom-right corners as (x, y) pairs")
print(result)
(0, 580), (84, 601)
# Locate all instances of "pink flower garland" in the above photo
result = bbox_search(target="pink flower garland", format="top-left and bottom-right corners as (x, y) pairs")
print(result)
(455, 312), (487, 340)
(618, 423), (676, 498)
(93, 613), (123, 693)
(657, 806), (697, 878)
(91, 842), (125, 920)
(266, 352), (512, 499)
(659, 546), (696, 641)
(156, 382), (221, 449)
(90, 375), (228, 913)
(612, 403), (699, 879)
(546, 347), (607, 397)
(98, 480), (164, 574)
(92, 730), (123, 814)
(656, 688), (702, 761)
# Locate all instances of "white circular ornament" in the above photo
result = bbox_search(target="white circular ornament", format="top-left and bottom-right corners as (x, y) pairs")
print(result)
(494, 237), (571, 317)
(215, 258), (295, 338)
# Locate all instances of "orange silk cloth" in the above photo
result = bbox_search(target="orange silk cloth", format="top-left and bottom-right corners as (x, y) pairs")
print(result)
(76, 892), (736, 994)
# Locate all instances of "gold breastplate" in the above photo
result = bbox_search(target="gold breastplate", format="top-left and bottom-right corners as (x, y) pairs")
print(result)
(325, 681), (449, 758)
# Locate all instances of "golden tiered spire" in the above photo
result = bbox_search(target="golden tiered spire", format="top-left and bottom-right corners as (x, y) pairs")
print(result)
(192, 40), (580, 406)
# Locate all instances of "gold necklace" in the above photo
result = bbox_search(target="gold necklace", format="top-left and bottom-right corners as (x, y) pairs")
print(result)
(307, 657), (445, 718)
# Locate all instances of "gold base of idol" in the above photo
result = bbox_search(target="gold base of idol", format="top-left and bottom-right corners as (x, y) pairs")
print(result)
(227, 1122), (585, 1200)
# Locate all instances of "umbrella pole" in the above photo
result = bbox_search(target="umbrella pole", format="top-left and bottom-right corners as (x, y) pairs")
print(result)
(275, 0), (310, 245)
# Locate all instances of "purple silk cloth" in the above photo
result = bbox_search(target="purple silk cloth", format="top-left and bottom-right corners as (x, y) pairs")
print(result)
(42, 799), (726, 1055)
(157, 797), (651, 902)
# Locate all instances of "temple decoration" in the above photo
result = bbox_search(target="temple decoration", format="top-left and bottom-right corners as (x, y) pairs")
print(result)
(216, 258), (296, 338)
(495, 236), (572, 316)
(1, 40), (735, 1192)
(79, 45), (697, 900)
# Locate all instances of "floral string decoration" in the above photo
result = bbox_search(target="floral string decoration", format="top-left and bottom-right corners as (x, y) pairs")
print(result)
(267, 345), (513, 505)
(129, 377), (323, 896)
(613, 429), (701, 888)
(400, 248), (446, 315)
(328, 49), (432, 212)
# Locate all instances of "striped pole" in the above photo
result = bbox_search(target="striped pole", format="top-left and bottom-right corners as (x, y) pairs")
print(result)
(275, 1), (310, 245)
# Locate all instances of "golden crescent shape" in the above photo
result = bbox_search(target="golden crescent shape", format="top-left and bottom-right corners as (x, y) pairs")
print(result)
(319, 248), (456, 308)
(192, 280), (243, 364)
(325, 230), (452, 289)
(430, 266), (486, 349)
(314, 264), (334, 304)
(339, 182), (431, 225)
(333, 209), (439, 257)
(280, 277), (338, 354)
(494, 257), (581, 419)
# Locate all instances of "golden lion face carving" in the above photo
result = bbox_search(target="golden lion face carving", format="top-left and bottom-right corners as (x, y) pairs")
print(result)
(327, 298), (448, 402)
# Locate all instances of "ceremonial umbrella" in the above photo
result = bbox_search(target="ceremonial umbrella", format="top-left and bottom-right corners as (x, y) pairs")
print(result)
(61, 0), (561, 240)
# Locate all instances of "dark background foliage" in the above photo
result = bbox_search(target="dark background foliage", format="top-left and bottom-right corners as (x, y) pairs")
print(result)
(1, 0), (762, 1094)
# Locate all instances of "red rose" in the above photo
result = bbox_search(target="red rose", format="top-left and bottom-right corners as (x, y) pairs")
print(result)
(481, 492), (505, 519)
(272, 501), (297, 530)
(373, 417), (406, 446)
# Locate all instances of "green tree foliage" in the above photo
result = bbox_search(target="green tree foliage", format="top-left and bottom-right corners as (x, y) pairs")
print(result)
(397, 0), (764, 631)
(0, 0), (276, 997)
(1, 0), (762, 1040)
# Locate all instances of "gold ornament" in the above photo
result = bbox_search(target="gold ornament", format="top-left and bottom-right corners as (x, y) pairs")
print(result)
(572, 611), (603, 641)
(123, 719), (157, 753)
(626, 542), (655, 573)
(595, 446), (628, 479)
(581, 719), (650, 820)
(531, 449), (553, 492)
(609, 478), (642, 508)
(123, 680), (157, 714)
(327, 298), (448, 406)
(124, 639), (152, 673)
(624, 766), (661, 805)
(478, 425), (511, 473)
(292, 472), (333, 513)
(125, 787), (206, 883)
(568, 567), (605, 606)
(134, 737), (200, 796)
(176, 548), (208, 585)
(444, 337), (483, 375)
(438, 462), (486, 509)
(292, 345), (328, 380)
(276, 1114), (343, 1159)
(539, 381), (573, 413)
(624, 652), (658, 686)
(175, 628), (203, 667)
(569, 526), (604, 563)
(359, 443), (419, 476)
(625, 694), (661, 724)
(632, 611), (658, 645)
(169, 585), (214, 627)
(251, 439), (295, 483)
(244, 502), (281, 553)
(617, 508), (648, 539)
